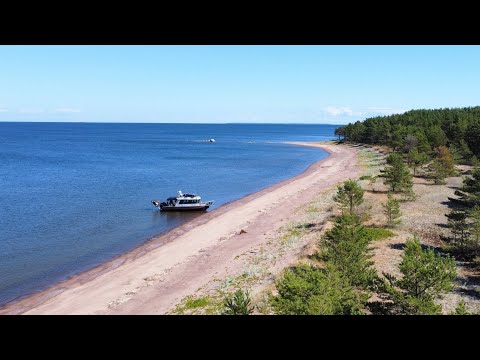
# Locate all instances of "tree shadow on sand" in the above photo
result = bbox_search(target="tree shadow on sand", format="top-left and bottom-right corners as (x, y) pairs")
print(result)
(365, 189), (390, 194)
(389, 242), (444, 254)
(440, 201), (464, 209)
(453, 271), (480, 300)
(294, 223), (316, 230)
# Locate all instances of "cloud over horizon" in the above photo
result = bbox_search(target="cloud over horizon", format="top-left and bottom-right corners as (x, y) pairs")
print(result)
(323, 106), (409, 121)
(324, 106), (364, 117)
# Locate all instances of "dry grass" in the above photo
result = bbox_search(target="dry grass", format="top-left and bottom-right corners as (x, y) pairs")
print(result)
(353, 144), (479, 313)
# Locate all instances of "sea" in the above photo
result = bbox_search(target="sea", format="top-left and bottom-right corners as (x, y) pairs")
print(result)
(0, 122), (337, 305)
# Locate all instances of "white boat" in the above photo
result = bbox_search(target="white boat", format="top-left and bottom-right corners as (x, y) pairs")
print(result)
(152, 191), (214, 212)
(207, 138), (215, 142)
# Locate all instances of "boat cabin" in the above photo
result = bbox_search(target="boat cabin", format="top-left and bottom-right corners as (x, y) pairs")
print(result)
(152, 191), (213, 211)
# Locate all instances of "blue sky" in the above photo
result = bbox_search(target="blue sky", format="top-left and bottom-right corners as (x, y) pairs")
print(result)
(0, 45), (479, 124)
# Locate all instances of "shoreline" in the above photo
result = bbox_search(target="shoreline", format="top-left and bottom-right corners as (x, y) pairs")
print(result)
(1, 141), (358, 315)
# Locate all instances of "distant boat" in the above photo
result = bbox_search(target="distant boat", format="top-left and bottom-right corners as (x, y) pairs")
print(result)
(207, 138), (216, 142)
(152, 191), (214, 211)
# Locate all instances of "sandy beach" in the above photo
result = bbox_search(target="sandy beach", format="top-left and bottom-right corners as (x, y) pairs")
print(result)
(0, 142), (359, 315)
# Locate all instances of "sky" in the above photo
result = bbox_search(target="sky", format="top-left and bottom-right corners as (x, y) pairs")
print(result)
(0, 45), (479, 124)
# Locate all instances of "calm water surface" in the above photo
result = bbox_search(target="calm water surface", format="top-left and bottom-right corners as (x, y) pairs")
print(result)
(0, 123), (337, 305)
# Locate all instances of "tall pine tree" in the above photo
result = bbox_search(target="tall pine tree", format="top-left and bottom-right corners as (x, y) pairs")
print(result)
(333, 180), (364, 215)
(383, 193), (402, 228)
(381, 153), (414, 195)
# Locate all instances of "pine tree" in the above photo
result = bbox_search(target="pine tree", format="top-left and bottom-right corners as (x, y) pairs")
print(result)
(449, 144), (463, 164)
(407, 148), (429, 176)
(383, 193), (401, 228)
(398, 238), (456, 299)
(381, 153), (414, 195)
(436, 146), (456, 176)
(450, 140), (473, 165)
(429, 159), (449, 185)
(333, 179), (364, 215)
(379, 237), (457, 314)
(446, 175), (480, 258)
(428, 146), (456, 184)
(319, 215), (376, 288)
(334, 127), (346, 142)
(406, 147), (417, 167)
(270, 264), (366, 315)
(445, 210), (470, 245)
(470, 207), (480, 244)
(458, 139), (474, 165)
(466, 206), (480, 258)
(427, 126), (448, 148)
(449, 167), (480, 208)
(403, 134), (418, 153)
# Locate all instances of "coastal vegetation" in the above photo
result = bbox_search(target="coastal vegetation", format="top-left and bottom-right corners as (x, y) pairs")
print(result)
(375, 237), (457, 315)
(271, 263), (367, 315)
(333, 180), (364, 215)
(168, 130), (479, 315)
(318, 106), (480, 314)
(383, 194), (401, 228)
(222, 289), (254, 315)
(445, 168), (480, 259)
(270, 180), (461, 315)
(338, 107), (480, 164)
(380, 153), (414, 199)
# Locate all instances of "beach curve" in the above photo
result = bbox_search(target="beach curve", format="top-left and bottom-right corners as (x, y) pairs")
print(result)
(0, 142), (358, 315)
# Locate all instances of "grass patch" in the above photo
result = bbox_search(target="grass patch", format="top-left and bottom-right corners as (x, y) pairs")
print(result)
(359, 175), (373, 180)
(358, 150), (380, 162)
(172, 294), (225, 315)
(184, 296), (210, 309)
(361, 227), (395, 241)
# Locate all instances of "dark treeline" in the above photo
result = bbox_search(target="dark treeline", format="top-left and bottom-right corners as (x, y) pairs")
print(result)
(337, 107), (480, 163)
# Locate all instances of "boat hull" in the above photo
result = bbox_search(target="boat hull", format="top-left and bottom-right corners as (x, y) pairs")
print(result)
(160, 205), (210, 211)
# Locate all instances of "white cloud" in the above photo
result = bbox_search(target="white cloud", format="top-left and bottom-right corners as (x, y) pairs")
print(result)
(0, 108), (8, 113)
(325, 106), (352, 116)
(323, 106), (408, 120)
(324, 106), (364, 117)
(54, 108), (81, 114)
(366, 107), (408, 115)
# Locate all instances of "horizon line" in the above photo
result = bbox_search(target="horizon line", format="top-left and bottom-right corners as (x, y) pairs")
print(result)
(0, 121), (346, 126)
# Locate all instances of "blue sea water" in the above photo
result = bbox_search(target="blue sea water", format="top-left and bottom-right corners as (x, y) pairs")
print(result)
(0, 122), (337, 305)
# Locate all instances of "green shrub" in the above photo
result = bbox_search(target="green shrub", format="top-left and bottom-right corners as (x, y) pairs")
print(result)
(222, 289), (254, 315)
(383, 193), (402, 228)
(450, 300), (471, 315)
(359, 175), (372, 180)
(381, 153), (414, 195)
(360, 227), (395, 241)
(333, 180), (364, 215)
(378, 237), (457, 315)
(319, 215), (376, 288)
(184, 296), (210, 309)
(270, 264), (367, 315)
